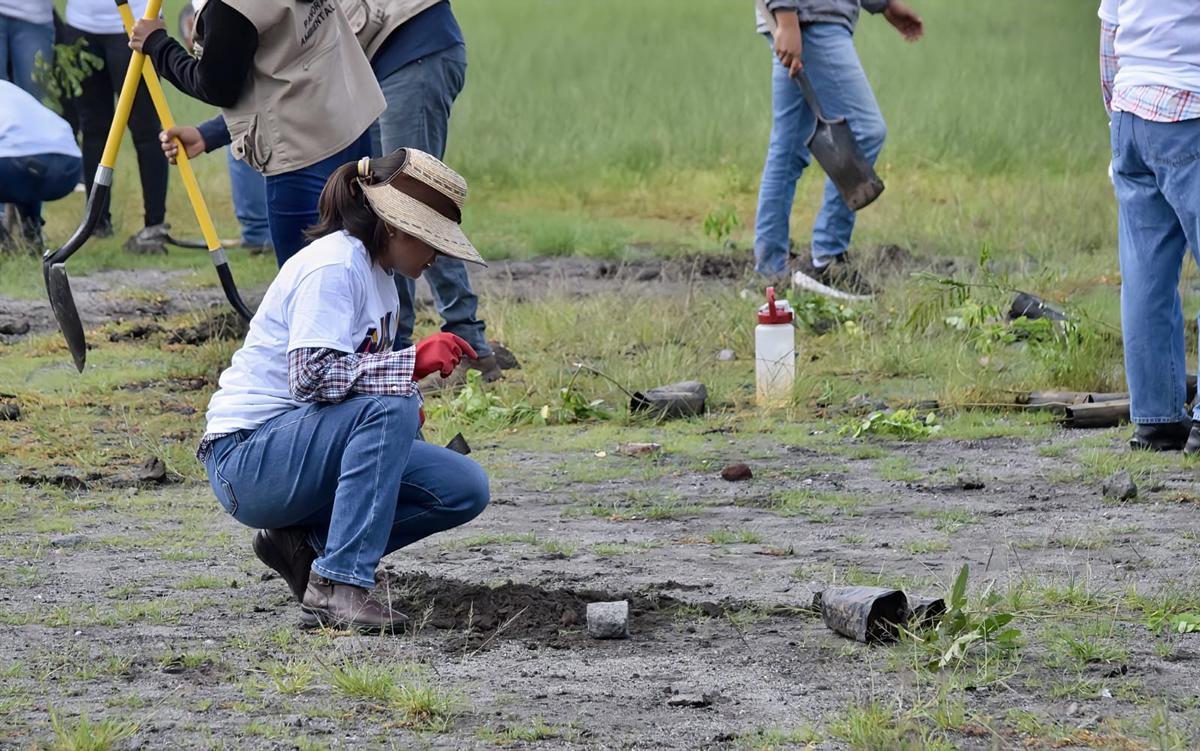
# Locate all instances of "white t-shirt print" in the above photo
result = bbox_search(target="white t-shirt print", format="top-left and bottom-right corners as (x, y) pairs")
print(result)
(205, 231), (402, 436)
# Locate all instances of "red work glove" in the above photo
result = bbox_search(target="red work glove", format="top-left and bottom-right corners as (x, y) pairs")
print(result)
(413, 333), (477, 380)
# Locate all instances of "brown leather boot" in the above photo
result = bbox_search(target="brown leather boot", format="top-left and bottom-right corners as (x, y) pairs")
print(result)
(301, 576), (408, 633)
(252, 528), (318, 602)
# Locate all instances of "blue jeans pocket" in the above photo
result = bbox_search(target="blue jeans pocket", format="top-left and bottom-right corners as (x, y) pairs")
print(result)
(214, 475), (239, 516)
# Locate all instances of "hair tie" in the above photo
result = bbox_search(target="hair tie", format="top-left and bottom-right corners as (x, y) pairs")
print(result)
(357, 157), (371, 178)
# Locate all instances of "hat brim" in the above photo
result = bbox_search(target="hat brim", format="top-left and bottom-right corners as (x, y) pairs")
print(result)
(360, 182), (486, 267)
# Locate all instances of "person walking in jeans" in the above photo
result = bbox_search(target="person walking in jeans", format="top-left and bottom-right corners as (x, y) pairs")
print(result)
(754, 0), (922, 298)
(200, 148), (489, 631)
(351, 0), (500, 380)
(0, 0), (54, 97)
(0, 81), (82, 249)
(1099, 0), (1200, 452)
(131, 0), (384, 266)
(64, 0), (171, 253)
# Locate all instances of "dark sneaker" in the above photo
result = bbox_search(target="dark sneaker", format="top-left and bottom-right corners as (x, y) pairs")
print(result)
(19, 216), (45, 254)
(1183, 422), (1200, 456)
(252, 528), (317, 602)
(123, 223), (170, 254)
(301, 576), (408, 634)
(792, 253), (874, 301)
(466, 354), (504, 383)
(94, 216), (114, 239)
(1130, 420), (1191, 451)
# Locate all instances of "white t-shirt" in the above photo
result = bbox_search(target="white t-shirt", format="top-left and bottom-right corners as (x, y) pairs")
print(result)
(1110, 0), (1200, 93)
(0, 81), (82, 159)
(1097, 0), (1117, 24)
(66, 0), (150, 34)
(204, 231), (403, 436)
(0, 0), (52, 25)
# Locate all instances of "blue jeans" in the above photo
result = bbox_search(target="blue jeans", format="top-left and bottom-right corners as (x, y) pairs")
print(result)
(0, 153), (82, 222)
(264, 130), (373, 267)
(753, 24), (887, 275)
(1111, 112), (1200, 424)
(204, 394), (490, 588)
(0, 13), (53, 97)
(373, 44), (492, 357)
(226, 147), (271, 247)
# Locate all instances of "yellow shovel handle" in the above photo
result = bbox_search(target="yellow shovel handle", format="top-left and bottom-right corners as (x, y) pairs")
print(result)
(117, 1), (223, 255)
(99, 0), (161, 169)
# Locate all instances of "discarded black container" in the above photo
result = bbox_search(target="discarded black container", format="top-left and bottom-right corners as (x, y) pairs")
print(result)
(904, 595), (947, 630)
(630, 381), (707, 420)
(814, 586), (909, 643)
(445, 433), (471, 455)
(1008, 292), (1068, 322)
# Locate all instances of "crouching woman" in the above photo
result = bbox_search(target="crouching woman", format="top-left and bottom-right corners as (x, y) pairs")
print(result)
(198, 148), (490, 633)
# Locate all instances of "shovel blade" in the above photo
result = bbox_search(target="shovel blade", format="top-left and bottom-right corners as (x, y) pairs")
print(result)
(45, 263), (87, 372)
(808, 119), (885, 211)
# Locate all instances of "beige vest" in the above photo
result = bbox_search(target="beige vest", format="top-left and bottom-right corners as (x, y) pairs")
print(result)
(338, 0), (441, 60)
(218, 0), (385, 176)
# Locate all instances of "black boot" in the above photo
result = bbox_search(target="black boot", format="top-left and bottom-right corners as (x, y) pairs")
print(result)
(1130, 420), (1191, 451)
(1184, 422), (1200, 456)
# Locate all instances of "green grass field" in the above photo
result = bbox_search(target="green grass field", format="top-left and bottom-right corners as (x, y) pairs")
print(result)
(18, 0), (1115, 292)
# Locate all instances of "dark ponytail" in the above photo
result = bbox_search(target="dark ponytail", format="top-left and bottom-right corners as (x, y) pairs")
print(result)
(305, 150), (408, 263)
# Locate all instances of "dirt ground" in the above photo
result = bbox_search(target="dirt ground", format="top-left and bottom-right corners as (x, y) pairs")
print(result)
(2, 257), (1199, 750)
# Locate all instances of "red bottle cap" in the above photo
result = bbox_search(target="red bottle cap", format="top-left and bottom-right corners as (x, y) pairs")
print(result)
(758, 287), (794, 324)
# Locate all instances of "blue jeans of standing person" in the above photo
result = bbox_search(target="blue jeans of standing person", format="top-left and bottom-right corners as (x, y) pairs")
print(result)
(0, 13), (54, 97)
(0, 153), (82, 222)
(265, 130), (373, 267)
(754, 23), (887, 276)
(373, 44), (492, 358)
(1111, 112), (1200, 425)
(204, 394), (490, 588)
(226, 147), (271, 248)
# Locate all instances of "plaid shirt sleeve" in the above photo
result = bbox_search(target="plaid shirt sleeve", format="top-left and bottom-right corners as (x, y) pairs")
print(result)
(1100, 20), (1117, 114)
(288, 346), (419, 403)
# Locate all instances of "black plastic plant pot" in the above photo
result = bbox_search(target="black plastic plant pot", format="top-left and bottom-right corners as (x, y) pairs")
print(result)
(630, 381), (708, 420)
(905, 595), (947, 631)
(817, 586), (909, 643)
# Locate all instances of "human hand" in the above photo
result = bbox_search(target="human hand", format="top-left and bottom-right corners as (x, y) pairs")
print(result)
(884, 0), (923, 41)
(160, 126), (205, 164)
(128, 18), (166, 52)
(772, 11), (803, 77)
(414, 333), (478, 380)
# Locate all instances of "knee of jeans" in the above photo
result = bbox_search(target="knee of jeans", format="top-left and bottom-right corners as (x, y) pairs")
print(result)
(452, 460), (491, 523)
(859, 117), (887, 152)
(356, 394), (421, 432)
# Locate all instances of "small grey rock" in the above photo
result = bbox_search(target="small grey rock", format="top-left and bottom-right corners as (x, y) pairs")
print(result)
(138, 456), (168, 483)
(717, 349), (737, 362)
(1066, 702), (1079, 717)
(587, 600), (629, 639)
(0, 402), (20, 421)
(1101, 471), (1137, 501)
(667, 693), (714, 708)
(0, 321), (30, 336)
(956, 474), (985, 490)
(49, 534), (86, 548)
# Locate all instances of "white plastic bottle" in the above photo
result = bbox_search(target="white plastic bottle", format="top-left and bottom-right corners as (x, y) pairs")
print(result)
(755, 287), (795, 406)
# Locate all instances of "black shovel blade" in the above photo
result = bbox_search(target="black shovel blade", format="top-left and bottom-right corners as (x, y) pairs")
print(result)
(45, 263), (87, 372)
(807, 118), (885, 211)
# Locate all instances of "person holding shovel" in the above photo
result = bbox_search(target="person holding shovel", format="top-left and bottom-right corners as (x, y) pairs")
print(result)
(1098, 0), (1200, 452)
(753, 0), (923, 297)
(198, 148), (490, 632)
(348, 0), (502, 382)
(128, 0), (384, 266)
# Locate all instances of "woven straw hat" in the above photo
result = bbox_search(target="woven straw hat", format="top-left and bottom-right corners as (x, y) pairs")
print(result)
(358, 149), (485, 267)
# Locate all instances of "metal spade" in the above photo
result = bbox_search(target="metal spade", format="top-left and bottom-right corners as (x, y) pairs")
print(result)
(754, 0), (885, 211)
